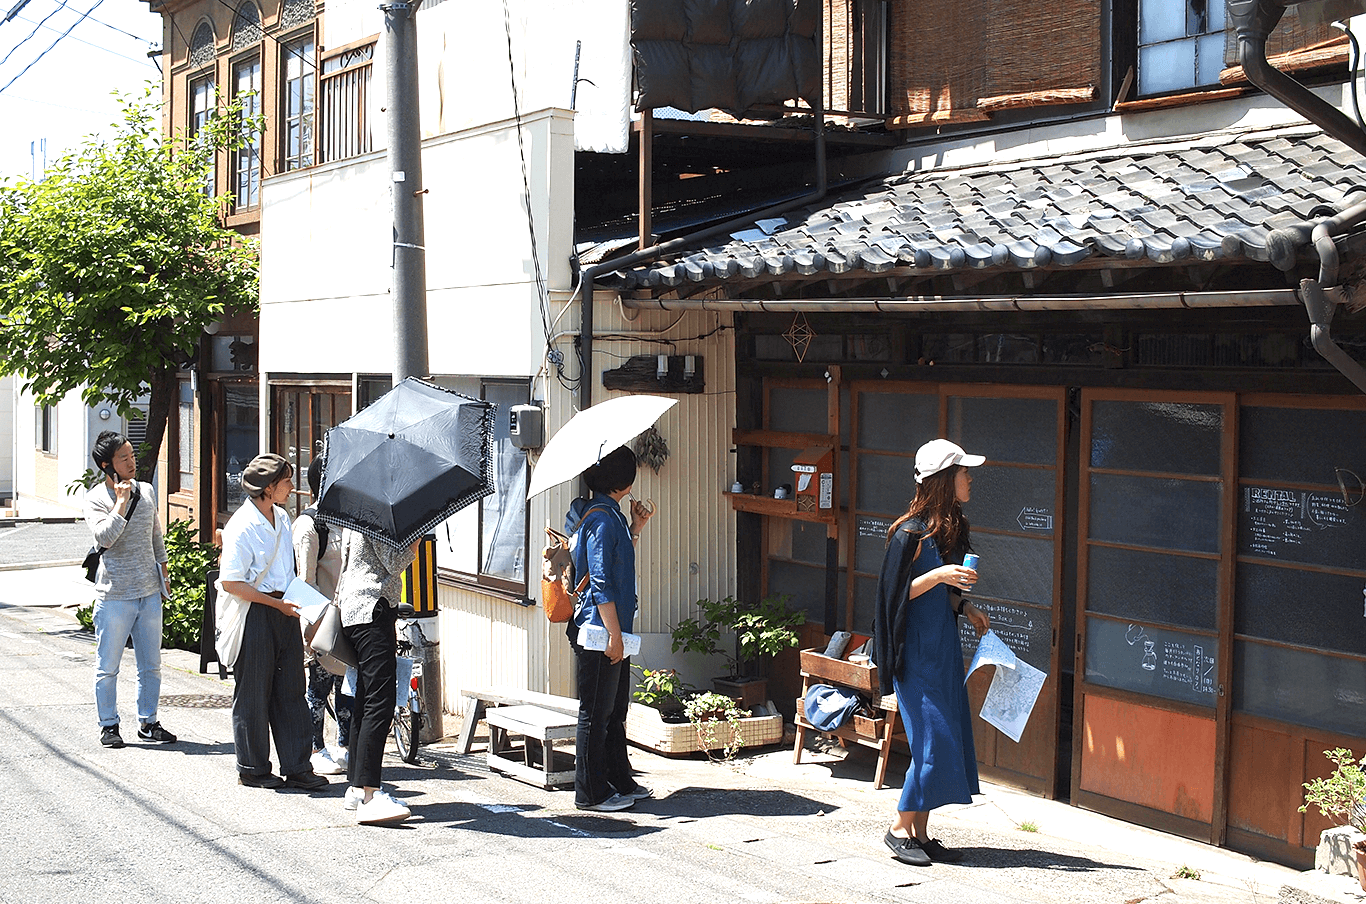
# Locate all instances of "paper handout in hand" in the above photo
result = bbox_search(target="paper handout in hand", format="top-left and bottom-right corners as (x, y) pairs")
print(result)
(965, 629), (1046, 744)
(285, 576), (332, 626)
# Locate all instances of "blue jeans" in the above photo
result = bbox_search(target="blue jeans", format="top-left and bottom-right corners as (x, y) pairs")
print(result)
(93, 592), (163, 727)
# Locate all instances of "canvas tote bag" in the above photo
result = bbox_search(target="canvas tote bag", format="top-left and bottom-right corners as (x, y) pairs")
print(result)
(215, 507), (286, 669)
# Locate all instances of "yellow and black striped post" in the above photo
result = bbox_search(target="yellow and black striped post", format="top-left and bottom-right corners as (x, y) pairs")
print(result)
(401, 534), (438, 617)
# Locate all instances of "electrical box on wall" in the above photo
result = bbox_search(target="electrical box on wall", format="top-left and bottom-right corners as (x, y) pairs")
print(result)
(509, 403), (544, 449)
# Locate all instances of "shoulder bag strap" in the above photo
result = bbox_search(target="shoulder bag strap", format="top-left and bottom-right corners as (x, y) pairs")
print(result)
(251, 510), (287, 591)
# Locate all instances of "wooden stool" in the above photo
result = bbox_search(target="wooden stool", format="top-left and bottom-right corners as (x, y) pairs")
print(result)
(486, 704), (577, 789)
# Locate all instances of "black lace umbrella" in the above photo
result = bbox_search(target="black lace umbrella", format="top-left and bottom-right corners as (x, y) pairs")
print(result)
(317, 377), (495, 550)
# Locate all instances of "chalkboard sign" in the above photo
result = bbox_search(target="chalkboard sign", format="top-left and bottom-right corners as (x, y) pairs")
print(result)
(1238, 484), (1366, 568)
(959, 600), (1052, 672)
(1084, 617), (1217, 707)
(854, 515), (896, 575)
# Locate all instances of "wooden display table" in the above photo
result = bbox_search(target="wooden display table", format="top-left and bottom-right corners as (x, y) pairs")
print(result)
(485, 704), (577, 789)
(793, 649), (902, 790)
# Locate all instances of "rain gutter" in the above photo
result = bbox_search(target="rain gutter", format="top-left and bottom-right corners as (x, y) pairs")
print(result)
(574, 114), (828, 413)
(1230, 0), (1366, 392)
(621, 288), (1301, 313)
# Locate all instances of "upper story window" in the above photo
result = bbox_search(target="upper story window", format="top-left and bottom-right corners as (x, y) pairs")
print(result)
(189, 73), (216, 195)
(35, 403), (56, 454)
(1138, 0), (1227, 95)
(232, 56), (262, 209)
(281, 35), (316, 171)
(319, 40), (375, 163)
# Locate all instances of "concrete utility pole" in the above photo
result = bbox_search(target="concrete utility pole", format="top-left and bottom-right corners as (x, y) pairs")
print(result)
(380, 0), (441, 741)
(382, 0), (429, 383)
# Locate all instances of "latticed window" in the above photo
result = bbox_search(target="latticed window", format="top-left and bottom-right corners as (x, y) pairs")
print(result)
(232, 56), (262, 209)
(319, 41), (374, 163)
(1138, 0), (1226, 95)
(281, 35), (316, 171)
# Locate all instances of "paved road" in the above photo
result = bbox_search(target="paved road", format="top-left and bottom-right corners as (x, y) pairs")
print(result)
(0, 598), (1300, 904)
(0, 520), (89, 567)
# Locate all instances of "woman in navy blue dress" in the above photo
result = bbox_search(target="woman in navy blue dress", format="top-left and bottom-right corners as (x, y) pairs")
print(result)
(872, 439), (990, 866)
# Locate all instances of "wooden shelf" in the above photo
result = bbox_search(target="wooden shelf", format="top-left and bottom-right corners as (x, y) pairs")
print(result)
(726, 491), (837, 523)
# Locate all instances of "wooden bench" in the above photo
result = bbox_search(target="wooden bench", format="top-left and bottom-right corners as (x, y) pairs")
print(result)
(457, 685), (579, 755)
(485, 705), (577, 789)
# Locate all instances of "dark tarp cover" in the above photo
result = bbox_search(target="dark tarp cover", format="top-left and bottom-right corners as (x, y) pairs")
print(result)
(630, 0), (820, 115)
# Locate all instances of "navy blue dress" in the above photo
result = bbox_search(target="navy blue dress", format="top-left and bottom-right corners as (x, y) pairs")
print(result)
(890, 531), (980, 812)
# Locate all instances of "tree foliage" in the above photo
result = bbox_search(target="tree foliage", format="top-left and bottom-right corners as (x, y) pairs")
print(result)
(0, 88), (259, 481)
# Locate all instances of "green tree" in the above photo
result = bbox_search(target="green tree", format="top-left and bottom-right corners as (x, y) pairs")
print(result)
(0, 88), (259, 482)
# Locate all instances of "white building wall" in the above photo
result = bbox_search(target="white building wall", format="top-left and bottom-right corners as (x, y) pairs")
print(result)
(12, 386), (107, 518)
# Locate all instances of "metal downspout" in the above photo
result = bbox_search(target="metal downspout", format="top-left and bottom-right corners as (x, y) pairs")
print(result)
(1301, 194), (1366, 394)
(1229, 0), (1366, 158)
(1228, 0), (1366, 391)
(576, 111), (829, 414)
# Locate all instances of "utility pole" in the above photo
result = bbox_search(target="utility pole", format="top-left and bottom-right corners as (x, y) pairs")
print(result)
(382, 0), (429, 383)
(380, 0), (441, 742)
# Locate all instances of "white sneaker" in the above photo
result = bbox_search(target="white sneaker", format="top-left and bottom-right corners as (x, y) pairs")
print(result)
(357, 789), (411, 825)
(343, 786), (364, 811)
(311, 748), (345, 775)
(576, 792), (635, 812)
(333, 749), (349, 771)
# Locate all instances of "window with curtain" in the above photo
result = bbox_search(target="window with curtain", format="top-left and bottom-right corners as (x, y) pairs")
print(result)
(281, 34), (316, 171)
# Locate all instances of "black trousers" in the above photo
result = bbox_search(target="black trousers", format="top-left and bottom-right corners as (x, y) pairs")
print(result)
(342, 601), (397, 790)
(572, 637), (636, 807)
(232, 603), (312, 776)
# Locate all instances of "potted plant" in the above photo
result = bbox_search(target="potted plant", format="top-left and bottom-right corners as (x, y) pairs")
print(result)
(669, 594), (806, 709)
(631, 666), (694, 723)
(684, 691), (746, 761)
(1300, 747), (1366, 890)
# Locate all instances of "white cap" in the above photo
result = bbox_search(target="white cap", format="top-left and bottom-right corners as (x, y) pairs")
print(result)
(914, 439), (985, 484)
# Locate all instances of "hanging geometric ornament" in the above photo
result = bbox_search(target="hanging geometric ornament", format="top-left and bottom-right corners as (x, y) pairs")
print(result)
(633, 425), (670, 473)
(783, 313), (816, 363)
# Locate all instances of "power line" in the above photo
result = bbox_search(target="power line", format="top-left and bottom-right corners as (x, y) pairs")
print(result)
(12, 11), (156, 67)
(0, 0), (68, 67)
(0, 0), (106, 94)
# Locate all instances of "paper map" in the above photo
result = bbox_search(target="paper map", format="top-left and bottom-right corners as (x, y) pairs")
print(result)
(966, 629), (1046, 743)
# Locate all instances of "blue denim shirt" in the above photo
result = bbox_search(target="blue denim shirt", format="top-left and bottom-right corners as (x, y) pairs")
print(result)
(566, 494), (636, 634)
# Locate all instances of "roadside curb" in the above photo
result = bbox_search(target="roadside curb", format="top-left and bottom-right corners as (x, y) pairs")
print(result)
(0, 559), (83, 572)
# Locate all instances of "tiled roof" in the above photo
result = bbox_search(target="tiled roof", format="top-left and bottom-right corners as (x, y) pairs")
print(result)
(603, 128), (1366, 291)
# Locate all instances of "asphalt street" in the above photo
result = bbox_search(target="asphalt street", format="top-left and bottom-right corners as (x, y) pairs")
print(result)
(0, 576), (1308, 904)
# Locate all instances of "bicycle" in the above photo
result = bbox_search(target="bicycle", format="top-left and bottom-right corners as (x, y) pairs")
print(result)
(392, 607), (427, 764)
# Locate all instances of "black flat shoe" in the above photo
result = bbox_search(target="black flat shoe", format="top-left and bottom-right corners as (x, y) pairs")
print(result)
(239, 772), (284, 789)
(884, 831), (931, 866)
(920, 838), (963, 863)
(283, 770), (329, 791)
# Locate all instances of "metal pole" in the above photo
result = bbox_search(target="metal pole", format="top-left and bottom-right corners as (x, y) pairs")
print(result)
(382, 0), (429, 382)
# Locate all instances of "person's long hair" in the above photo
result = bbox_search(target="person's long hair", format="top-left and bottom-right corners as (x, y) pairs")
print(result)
(887, 465), (971, 560)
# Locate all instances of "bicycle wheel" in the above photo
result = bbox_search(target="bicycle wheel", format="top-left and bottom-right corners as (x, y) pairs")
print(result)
(393, 694), (423, 764)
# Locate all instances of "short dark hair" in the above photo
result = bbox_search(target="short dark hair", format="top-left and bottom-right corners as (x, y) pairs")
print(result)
(583, 445), (637, 495)
(306, 454), (325, 498)
(91, 431), (129, 469)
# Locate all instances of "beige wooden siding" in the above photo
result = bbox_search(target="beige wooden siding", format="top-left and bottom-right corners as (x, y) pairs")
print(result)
(433, 295), (738, 708)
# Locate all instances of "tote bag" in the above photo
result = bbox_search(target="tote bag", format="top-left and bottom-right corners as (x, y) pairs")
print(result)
(215, 508), (285, 669)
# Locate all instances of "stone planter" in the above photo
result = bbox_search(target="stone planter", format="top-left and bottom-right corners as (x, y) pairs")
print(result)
(1315, 825), (1366, 882)
(1356, 840), (1366, 893)
(625, 702), (783, 756)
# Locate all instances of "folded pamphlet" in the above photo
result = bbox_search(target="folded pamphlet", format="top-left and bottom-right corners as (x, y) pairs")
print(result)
(580, 624), (642, 657)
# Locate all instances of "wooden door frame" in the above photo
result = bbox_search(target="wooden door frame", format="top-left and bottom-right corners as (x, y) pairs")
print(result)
(1071, 387), (1236, 845)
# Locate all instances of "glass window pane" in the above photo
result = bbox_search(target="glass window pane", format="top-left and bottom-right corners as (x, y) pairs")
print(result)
(1087, 545), (1217, 629)
(481, 383), (527, 583)
(1234, 640), (1366, 736)
(1140, 40), (1195, 95)
(437, 504), (478, 574)
(1090, 400), (1222, 475)
(222, 384), (259, 514)
(1090, 473), (1222, 553)
(1235, 562), (1366, 655)
(768, 386), (827, 433)
(1238, 484), (1366, 567)
(1239, 405), (1366, 484)
(856, 451), (916, 514)
(967, 532), (1054, 606)
(768, 559), (843, 625)
(948, 396), (1056, 464)
(1140, 0), (1186, 43)
(966, 465), (1056, 535)
(1196, 33), (1225, 87)
(856, 390), (938, 451)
